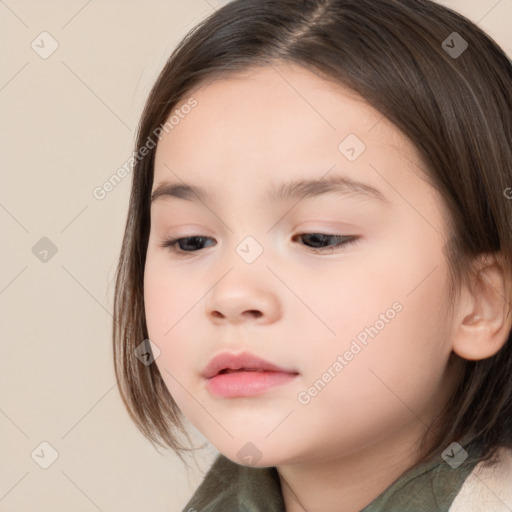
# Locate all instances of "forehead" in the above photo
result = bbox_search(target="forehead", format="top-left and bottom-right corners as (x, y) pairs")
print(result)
(152, 63), (426, 197)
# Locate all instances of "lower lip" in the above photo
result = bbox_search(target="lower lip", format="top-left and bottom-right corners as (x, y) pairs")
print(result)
(205, 371), (298, 398)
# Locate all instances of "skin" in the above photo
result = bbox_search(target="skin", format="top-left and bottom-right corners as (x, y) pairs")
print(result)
(143, 63), (509, 511)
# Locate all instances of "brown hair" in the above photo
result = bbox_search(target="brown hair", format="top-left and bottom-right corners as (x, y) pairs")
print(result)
(113, 0), (512, 469)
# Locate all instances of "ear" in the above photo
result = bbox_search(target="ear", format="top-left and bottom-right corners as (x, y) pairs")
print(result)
(452, 255), (512, 361)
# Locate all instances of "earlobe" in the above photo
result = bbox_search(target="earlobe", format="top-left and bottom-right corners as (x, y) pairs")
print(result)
(451, 258), (512, 361)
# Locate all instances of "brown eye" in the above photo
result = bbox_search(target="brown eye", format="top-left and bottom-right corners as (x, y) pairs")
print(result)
(161, 236), (216, 253)
(294, 233), (359, 252)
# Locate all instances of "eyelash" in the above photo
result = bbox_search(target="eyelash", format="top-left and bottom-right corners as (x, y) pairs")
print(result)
(159, 233), (359, 255)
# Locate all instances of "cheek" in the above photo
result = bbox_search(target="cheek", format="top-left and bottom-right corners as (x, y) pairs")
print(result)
(304, 239), (453, 403)
(144, 270), (202, 408)
(292, 273), (452, 452)
(343, 264), (452, 417)
(143, 255), (199, 370)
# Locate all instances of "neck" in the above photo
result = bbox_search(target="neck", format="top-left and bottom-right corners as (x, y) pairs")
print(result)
(277, 418), (436, 512)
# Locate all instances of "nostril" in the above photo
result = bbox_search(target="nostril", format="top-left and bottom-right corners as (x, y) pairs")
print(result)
(245, 310), (262, 318)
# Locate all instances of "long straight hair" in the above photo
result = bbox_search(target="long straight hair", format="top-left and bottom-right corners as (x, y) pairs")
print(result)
(113, 0), (512, 468)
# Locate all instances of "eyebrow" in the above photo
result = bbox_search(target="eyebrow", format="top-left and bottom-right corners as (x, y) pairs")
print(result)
(150, 174), (388, 205)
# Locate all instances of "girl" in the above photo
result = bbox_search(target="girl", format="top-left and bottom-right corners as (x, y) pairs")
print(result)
(113, 0), (512, 510)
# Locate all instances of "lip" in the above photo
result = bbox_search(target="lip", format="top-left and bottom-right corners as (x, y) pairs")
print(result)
(202, 351), (296, 378)
(202, 351), (299, 398)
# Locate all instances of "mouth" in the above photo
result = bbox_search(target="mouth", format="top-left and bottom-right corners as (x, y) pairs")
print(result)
(202, 351), (299, 398)
(201, 351), (298, 379)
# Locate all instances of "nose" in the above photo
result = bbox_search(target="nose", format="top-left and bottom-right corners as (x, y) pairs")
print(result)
(204, 268), (282, 326)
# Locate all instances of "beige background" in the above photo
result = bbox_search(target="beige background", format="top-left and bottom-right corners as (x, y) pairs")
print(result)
(1, 1), (511, 510)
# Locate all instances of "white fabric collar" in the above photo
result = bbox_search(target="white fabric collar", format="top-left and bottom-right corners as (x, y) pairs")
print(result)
(449, 447), (512, 511)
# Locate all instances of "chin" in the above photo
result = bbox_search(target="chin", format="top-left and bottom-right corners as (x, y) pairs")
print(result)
(215, 440), (296, 468)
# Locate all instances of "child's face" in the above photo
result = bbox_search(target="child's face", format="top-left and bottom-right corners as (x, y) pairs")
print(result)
(144, 63), (460, 466)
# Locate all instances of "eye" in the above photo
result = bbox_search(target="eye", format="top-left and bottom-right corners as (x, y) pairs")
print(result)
(293, 233), (359, 253)
(160, 236), (216, 254)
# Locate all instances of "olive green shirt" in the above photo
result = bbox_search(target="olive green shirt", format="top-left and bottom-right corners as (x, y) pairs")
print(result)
(181, 443), (483, 511)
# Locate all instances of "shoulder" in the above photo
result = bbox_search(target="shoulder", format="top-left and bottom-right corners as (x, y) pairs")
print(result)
(449, 447), (512, 512)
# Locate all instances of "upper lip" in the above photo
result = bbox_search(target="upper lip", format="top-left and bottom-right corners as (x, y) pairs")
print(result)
(201, 351), (298, 379)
